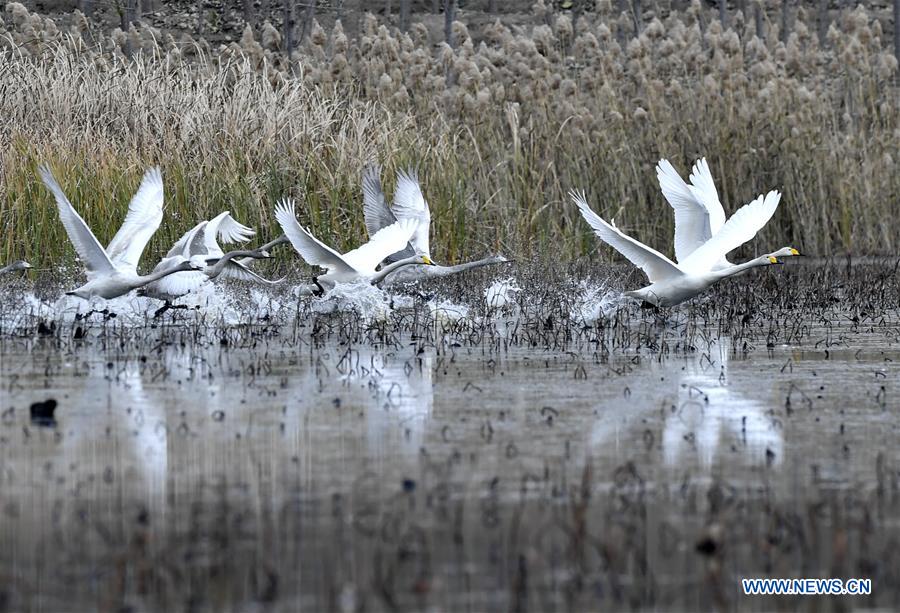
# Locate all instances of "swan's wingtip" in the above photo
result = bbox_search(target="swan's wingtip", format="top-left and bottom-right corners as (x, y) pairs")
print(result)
(396, 167), (420, 184)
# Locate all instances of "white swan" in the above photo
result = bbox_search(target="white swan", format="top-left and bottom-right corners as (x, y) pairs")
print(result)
(139, 212), (278, 300)
(39, 164), (202, 300)
(361, 165), (508, 283)
(571, 189), (801, 307)
(274, 198), (434, 294)
(0, 260), (31, 275)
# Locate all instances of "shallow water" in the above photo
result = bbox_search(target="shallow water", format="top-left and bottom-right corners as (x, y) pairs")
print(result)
(1, 263), (899, 611)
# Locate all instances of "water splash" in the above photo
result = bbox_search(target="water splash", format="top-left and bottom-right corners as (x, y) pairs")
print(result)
(429, 298), (470, 324)
(311, 282), (392, 322)
(570, 281), (625, 324)
(484, 277), (521, 310)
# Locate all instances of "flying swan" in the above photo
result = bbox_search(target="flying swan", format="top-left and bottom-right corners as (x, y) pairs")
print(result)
(274, 198), (434, 294)
(39, 165), (202, 300)
(361, 165), (507, 284)
(571, 187), (801, 307)
(140, 212), (278, 301)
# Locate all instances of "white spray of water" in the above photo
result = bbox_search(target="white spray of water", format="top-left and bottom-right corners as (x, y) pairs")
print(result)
(570, 280), (626, 324)
(429, 298), (470, 324)
(310, 282), (393, 322)
(484, 277), (522, 310)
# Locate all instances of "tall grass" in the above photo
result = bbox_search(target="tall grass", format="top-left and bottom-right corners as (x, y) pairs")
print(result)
(0, 1), (897, 268)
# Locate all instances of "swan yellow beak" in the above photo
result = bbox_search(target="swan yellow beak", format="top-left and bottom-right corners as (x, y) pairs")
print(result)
(768, 256), (779, 264)
(422, 256), (434, 266)
(789, 248), (800, 256)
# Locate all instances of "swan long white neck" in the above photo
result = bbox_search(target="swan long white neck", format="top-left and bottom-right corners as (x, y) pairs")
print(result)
(709, 255), (777, 281)
(430, 255), (508, 277)
(370, 256), (427, 285)
(380, 255), (508, 284)
(135, 260), (198, 287)
(205, 249), (267, 280)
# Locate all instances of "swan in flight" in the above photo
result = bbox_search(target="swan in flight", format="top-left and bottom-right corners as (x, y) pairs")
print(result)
(274, 198), (434, 294)
(139, 212), (278, 300)
(571, 189), (801, 307)
(0, 260), (31, 275)
(361, 165), (507, 283)
(39, 165), (202, 300)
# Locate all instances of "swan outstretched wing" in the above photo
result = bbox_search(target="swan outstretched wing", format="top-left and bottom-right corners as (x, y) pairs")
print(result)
(206, 211), (255, 256)
(149, 269), (208, 297)
(342, 218), (417, 274)
(187, 221), (211, 256)
(164, 221), (207, 259)
(220, 260), (285, 284)
(687, 158), (726, 235)
(39, 164), (116, 278)
(571, 191), (683, 284)
(362, 163), (396, 237)
(391, 169), (431, 257)
(657, 159), (714, 262)
(274, 198), (356, 274)
(106, 166), (165, 273)
(679, 191), (782, 274)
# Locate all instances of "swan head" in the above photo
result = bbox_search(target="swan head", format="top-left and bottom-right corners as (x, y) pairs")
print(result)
(181, 257), (207, 272)
(768, 247), (802, 263)
(65, 289), (91, 300)
(6, 260), (32, 272)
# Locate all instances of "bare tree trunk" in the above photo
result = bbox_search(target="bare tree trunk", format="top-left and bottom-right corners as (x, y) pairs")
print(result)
(754, 1), (764, 40)
(488, 0), (496, 12)
(894, 0), (900, 68)
(444, 0), (456, 48)
(432, 0), (440, 13)
(283, 0), (293, 55)
(300, 0), (316, 41)
(780, 0), (789, 43)
(719, 0), (727, 27)
(385, 0), (392, 22)
(399, 0), (411, 31)
(817, 0), (827, 45)
(243, 0), (254, 25)
(632, 0), (642, 35)
(196, 0), (204, 34)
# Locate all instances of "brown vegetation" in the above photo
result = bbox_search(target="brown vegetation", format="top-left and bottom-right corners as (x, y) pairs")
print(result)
(0, 0), (897, 267)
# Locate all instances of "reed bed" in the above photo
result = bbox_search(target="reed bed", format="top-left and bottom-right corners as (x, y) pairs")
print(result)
(0, 1), (897, 269)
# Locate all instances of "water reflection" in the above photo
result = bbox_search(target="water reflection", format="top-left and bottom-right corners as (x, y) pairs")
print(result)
(664, 338), (783, 469)
(0, 327), (895, 611)
(591, 337), (784, 470)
